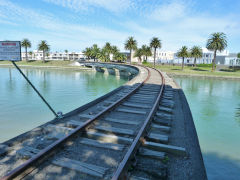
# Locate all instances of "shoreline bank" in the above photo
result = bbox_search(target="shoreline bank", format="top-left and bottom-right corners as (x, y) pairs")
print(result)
(0, 64), (92, 70)
(168, 72), (240, 80)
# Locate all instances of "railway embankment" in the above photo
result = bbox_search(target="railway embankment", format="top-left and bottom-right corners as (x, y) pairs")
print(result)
(0, 64), (206, 180)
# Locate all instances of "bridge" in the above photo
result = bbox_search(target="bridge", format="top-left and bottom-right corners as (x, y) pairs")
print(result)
(0, 63), (207, 180)
(77, 62), (139, 79)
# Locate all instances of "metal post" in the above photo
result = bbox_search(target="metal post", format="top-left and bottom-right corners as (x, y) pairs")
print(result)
(11, 61), (59, 118)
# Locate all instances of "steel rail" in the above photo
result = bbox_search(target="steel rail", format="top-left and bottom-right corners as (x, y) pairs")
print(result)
(0, 65), (151, 180)
(111, 67), (165, 180)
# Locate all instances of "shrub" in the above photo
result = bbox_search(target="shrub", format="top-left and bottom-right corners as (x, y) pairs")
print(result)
(197, 63), (214, 67)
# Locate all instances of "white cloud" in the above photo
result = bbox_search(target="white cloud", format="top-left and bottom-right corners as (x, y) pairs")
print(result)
(43, 0), (132, 13)
(0, 0), (131, 51)
(0, 0), (239, 52)
(149, 1), (187, 22)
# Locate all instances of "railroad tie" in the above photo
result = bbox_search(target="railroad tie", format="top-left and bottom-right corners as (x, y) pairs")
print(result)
(160, 101), (175, 108)
(147, 132), (169, 144)
(138, 148), (165, 160)
(16, 146), (40, 159)
(143, 141), (187, 156)
(151, 124), (171, 132)
(116, 108), (147, 115)
(122, 102), (152, 109)
(103, 117), (139, 125)
(0, 144), (9, 156)
(86, 131), (133, 144)
(44, 124), (73, 139)
(78, 138), (125, 151)
(93, 125), (135, 136)
(78, 114), (94, 119)
(155, 113), (173, 121)
(158, 106), (173, 114)
(52, 157), (108, 178)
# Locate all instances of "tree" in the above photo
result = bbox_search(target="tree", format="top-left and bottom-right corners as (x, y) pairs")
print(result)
(145, 46), (152, 62)
(29, 51), (33, 60)
(190, 46), (202, 67)
(38, 40), (50, 63)
(134, 48), (144, 63)
(141, 45), (152, 62)
(124, 37), (137, 64)
(237, 53), (240, 58)
(141, 45), (147, 61)
(111, 45), (119, 54)
(64, 49), (68, 60)
(21, 39), (31, 62)
(83, 47), (92, 60)
(111, 45), (120, 61)
(103, 42), (112, 61)
(206, 32), (227, 71)
(91, 44), (100, 62)
(177, 46), (189, 70)
(97, 48), (108, 62)
(150, 37), (161, 68)
(114, 52), (127, 62)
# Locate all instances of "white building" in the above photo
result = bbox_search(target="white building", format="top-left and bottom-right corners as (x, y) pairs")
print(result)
(148, 50), (175, 63)
(129, 50), (175, 63)
(216, 53), (240, 66)
(21, 50), (85, 61)
(173, 47), (230, 65)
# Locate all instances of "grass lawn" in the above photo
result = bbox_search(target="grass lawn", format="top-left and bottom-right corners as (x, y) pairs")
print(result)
(142, 62), (240, 78)
(0, 60), (75, 67)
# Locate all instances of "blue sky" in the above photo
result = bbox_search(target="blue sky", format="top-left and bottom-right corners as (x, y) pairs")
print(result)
(0, 0), (239, 52)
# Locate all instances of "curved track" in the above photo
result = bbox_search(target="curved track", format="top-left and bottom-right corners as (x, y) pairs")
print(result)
(1, 66), (168, 180)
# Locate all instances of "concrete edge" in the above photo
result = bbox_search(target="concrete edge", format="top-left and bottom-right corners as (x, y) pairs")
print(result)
(172, 77), (208, 179)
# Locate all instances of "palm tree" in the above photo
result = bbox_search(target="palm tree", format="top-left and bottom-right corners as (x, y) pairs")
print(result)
(111, 45), (119, 54)
(124, 37), (137, 64)
(64, 49), (68, 60)
(141, 45), (147, 61)
(190, 46), (202, 67)
(150, 37), (161, 68)
(141, 45), (152, 62)
(134, 48), (144, 63)
(97, 49), (108, 62)
(111, 45), (120, 61)
(145, 46), (152, 62)
(91, 44), (100, 62)
(21, 39), (31, 62)
(114, 52), (126, 62)
(29, 51), (33, 60)
(38, 40), (50, 63)
(206, 32), (227, 71)
(237, 53), (240, 58)
(83, 47), (92, 60)
(103, 42), (112, 61)
(177, 46), (189, 70)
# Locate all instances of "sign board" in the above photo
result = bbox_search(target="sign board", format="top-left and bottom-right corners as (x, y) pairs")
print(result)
(0, 41), (21, 61)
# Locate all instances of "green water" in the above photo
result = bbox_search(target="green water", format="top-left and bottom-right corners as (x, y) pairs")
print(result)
(174, 76), (240, 180)
(0, 67), (127, 143)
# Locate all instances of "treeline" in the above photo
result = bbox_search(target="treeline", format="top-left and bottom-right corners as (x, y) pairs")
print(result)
(83, 36), (162, 68)
(177, 32), (227, 71)
(21, 32), (229, 72)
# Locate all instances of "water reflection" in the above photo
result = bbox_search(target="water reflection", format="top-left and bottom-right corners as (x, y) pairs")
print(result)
(235, 105), (240, 126)
(6, 68), (15, 92)
(0, 67), (127, 143)
(174, 76), (240, 180)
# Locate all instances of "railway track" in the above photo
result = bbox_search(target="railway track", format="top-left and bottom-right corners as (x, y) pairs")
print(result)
(0, 66), (186, 180)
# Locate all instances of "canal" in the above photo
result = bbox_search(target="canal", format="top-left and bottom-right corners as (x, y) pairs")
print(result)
(174, 76), (240, 180)
(0, 67), (127, 143)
